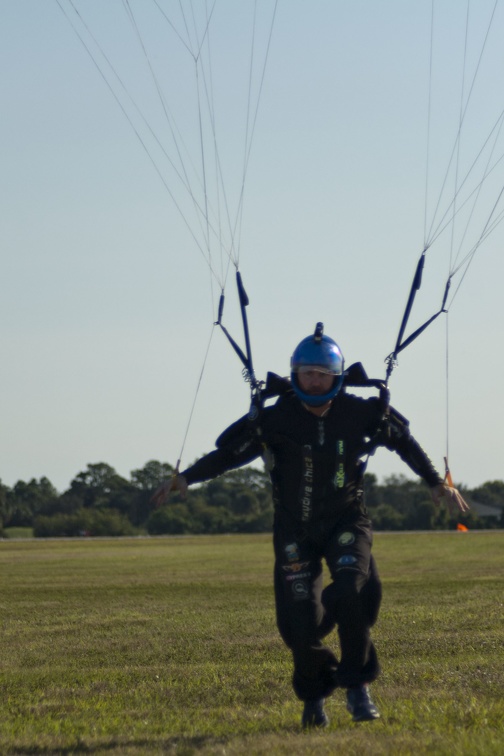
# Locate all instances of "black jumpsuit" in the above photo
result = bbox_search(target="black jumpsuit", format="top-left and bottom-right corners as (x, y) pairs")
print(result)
(181, 388), (443, 701)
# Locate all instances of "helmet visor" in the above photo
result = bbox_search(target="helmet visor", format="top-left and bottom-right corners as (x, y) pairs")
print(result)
(295, 364), (342, 376)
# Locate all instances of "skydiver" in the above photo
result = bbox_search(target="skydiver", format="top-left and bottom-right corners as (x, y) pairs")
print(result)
(152, 324), (469, 728)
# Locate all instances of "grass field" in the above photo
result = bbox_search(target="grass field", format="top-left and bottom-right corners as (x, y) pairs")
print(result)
(1, 532), (503, 755)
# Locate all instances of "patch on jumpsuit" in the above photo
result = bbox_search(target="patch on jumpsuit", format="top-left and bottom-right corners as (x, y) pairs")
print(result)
(284, 542), (300, 562)
(337, 554), (358, 567)
(337, 531), (356, 546)
(291, 580), (309, 600)
(282, 541), (311, 599)
(282, 561), (310, 573)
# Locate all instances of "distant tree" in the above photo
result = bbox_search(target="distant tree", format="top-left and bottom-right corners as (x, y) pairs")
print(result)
(130, 460), (174, 491)
(241, 505), (274, 532)
(147, 501), (194, 535)
(61, 463), (135, 514)
(470, 480), (504, 509)
(6, 477), (59, 527)
(220, 466), (271, 492)
(403, 499), (436, 530)
(34, 508), (136, 538)
(189, 495), (233, 534)
(363, 473), (381, 509)
(431, 501), (451, 530)
(230, 490), (259, 516)
(198, 468), (273, 531)
(370, 503), (404, 531)
(0, 479), (12, 533)
(95, 460), (176, 527)
(380, 474), (428, 515)
(204, 479), (232, 509)
(5, 455), (503, 536)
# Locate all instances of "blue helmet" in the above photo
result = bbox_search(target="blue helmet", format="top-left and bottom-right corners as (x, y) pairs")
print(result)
(290, 323), (344, 406)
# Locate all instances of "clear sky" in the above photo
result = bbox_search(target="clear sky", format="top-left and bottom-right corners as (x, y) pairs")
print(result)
(2, 1), (504, 493)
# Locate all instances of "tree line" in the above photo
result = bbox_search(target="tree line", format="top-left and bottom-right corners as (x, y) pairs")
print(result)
(1, 460), (503, 538)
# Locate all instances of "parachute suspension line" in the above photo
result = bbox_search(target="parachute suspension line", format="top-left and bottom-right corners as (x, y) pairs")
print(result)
(155, 0), (241, 287)
(185, 2), (218, 270)
(124, 3), (201, 217)
(173, 0), (277, 397)
(182, 2), (235, 291)
(56, 0), (224, 289)
(145, 2), (274, 400)
(196, 6), (228, 287)
(189, 0), (217, 60)
(196, 50), (239, 281)
(232, 0), (279, 268)
(448, 180), (504, 306)
(443, 317), (456, 488)
(122, 0), (195, 201)
(423, 0), (435, 247)
(443, 2), (469, 484)
(192, 4), (235, 288)
(60, 1), (273, 413)
(182, 0), (279, 273)
(147, 0), (278, 286)
(389, 1), (503, 383)
(424, 0), (500, 249)
(194, 61), (212, 270)
(426, 127), (504, 253)
(124, 0), (229, 295)
(151, 0), (194, 55)
(175, 323), (216, 475)
(233, 0), (261, 268)
(444, 311), (451, 484)
(204, 3), (277, 412)
(385, 1), (453, 387)
(447, 101), (504, 287)
(449, 0), (470, 275)
(447, 112), (504, 282)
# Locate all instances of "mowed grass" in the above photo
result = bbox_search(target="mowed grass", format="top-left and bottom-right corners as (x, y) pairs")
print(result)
(1, 532), (502, 755)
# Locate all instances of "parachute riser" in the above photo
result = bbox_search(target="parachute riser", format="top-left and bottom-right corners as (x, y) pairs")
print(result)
(214, 270), (264, 408)
(385, 249), (452, 383)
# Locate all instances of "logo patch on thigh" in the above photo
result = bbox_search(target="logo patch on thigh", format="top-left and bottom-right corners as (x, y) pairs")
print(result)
(282, 561), (310, 573)
(291, 580), (309, 600)
(338, 531), (355, 546)
(337, 554), (357, 566)
(285, 542), (300, 562)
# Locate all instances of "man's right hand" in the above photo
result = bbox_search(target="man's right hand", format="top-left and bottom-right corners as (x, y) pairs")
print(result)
(151, 474), (188, 508)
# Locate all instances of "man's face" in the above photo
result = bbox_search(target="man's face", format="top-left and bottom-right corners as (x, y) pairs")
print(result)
(297, 368), (334, 396)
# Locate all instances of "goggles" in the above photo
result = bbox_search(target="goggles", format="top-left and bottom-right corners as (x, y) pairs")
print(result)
(295, 364), (342, 376)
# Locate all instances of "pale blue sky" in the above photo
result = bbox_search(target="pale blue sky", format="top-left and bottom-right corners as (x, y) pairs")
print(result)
(2, 1), (504, 492)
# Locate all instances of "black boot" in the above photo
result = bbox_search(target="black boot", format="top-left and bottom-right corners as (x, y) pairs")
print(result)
(301, 698), (329, 728)
(346, 685), (380, 721)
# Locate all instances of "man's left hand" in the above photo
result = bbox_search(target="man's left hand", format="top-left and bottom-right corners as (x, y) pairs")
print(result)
(430, 483), (470, 514)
